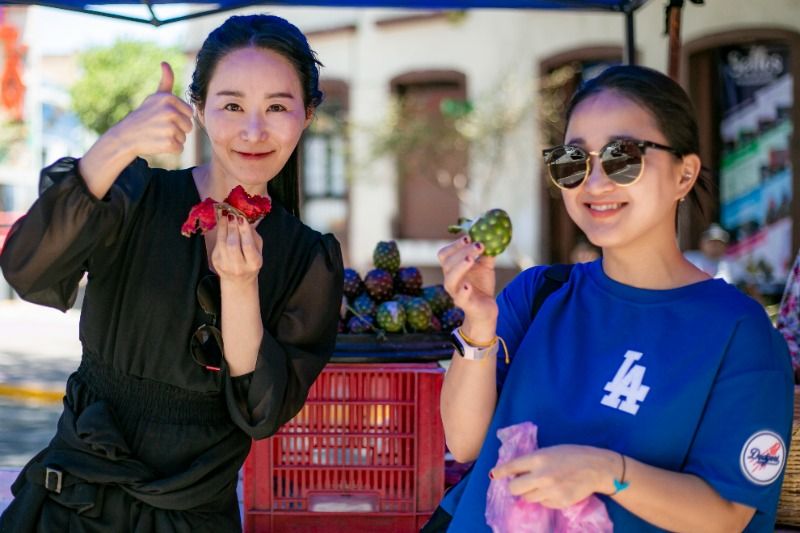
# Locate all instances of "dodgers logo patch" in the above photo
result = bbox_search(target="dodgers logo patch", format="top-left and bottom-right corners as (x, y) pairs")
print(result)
(740, 431), (786, 485)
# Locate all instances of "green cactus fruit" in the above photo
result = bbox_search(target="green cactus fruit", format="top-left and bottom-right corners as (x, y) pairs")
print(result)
(376, 301), (406, 333)
(364, 268), (394, 302)
(403, 297), (433, 332)
(394, 266), (423, 296)
(440, 307), (465, 331)
(343, 268), (364, 300)
(352, 293), (377, 318)
(448, 208), (512, 257)
(422, 285), (453, 316)
(373, 241), (401, 273)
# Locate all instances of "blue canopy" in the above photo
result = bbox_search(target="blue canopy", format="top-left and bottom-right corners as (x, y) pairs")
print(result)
(2, 0), (669, 68)
(2, 0), (651, 26)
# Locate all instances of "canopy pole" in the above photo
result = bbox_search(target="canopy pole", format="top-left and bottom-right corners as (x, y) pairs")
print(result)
(666, 0), (683, 80)
(623, 7), (635, 65)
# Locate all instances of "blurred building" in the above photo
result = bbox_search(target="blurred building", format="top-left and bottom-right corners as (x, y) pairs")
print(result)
(213, 1), (796, 292)
(0, 7), (97, 299)
(0, 7), (34, 298)
(191, 1), (800, 291)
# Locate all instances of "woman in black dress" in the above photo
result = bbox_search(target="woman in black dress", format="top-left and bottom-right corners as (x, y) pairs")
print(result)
(0, 14), (343, 532)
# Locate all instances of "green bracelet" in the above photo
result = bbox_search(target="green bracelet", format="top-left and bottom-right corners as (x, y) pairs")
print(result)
(611, 453), (629, 495)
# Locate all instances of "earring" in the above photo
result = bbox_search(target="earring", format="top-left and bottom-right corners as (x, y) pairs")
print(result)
(679, 197), (687, 203)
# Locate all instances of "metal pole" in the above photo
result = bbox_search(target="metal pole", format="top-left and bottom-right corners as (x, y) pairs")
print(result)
(624, 7), (636, 65)
(667, 0), (684, 81)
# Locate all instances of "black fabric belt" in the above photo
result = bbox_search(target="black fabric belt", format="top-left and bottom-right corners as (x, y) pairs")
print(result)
(76, 356), (230, 425)
(14, 396), (247, 516)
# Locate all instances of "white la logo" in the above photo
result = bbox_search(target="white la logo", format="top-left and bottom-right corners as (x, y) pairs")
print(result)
(600, 350), (650, 415)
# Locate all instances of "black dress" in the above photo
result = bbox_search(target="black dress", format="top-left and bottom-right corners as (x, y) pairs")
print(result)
(0, 158), (343, 532)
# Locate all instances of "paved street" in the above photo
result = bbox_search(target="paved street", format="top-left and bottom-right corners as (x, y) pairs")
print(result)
(0, 299), (80, 467)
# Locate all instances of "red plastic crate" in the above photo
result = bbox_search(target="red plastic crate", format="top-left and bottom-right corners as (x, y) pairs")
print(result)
(243, 363), (445, 532)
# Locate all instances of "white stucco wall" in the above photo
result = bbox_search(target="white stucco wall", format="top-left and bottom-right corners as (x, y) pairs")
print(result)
(300, 1), (800, 271)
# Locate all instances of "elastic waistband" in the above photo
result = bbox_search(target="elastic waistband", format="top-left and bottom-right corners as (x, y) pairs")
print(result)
(75, 357), (230, 425)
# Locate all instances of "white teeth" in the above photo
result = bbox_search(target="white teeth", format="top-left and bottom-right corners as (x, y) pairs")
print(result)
(589, 203), (623, 212)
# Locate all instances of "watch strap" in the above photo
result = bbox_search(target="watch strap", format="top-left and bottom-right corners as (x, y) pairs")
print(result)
(450, 328), (499, 361)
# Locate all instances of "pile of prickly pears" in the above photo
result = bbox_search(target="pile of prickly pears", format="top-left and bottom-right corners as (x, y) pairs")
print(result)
(339, 240), (464, 335)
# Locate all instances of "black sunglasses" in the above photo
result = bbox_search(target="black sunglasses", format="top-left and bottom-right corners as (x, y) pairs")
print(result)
(542, 138), (681, 190)
(190, 274), (223, 372)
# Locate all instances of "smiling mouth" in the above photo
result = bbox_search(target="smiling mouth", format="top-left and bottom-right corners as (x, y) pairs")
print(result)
(586, 202), (627, 216)
(234, 150), (273, 158)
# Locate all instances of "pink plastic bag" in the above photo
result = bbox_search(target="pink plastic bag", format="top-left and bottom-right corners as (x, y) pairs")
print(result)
(485, 422), (613, 533)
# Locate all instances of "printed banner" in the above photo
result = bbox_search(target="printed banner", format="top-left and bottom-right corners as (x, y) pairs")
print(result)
(718, 43), (793, 283)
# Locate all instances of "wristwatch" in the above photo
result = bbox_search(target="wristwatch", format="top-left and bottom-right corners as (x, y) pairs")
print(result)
(450, 328), (499, 361)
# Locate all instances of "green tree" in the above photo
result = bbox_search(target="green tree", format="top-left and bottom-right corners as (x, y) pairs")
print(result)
(70, 40), (187, 135)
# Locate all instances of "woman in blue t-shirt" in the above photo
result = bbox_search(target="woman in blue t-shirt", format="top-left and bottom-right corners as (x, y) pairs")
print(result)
(430, 65), (793, 532)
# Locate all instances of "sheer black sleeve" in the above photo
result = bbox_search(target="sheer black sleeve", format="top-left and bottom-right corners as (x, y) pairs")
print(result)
(225, 234), (344, 439)
(0, 157), (150, 311)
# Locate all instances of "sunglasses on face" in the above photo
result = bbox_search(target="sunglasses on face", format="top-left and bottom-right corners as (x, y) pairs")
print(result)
(542, 138), (681, 190)
(190, 274), (223, 372)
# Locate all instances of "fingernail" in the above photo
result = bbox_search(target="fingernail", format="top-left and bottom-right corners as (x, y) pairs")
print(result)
(463, 284), (469, 291)
(474, 242), (482, 250)
(238, 216), (245, 225)
(463, 236), (470, 244)
(228, 214), (234, 222)
(489, 470), (494, 480)
(464, 255), (471, 262)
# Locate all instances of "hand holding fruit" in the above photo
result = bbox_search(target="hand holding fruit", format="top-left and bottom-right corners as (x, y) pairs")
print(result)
(437, 235), (498, 336)
(181, 186), (271, 284)
(439, 208), (511, 338)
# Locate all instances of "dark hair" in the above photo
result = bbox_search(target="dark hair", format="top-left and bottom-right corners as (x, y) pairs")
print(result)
(189, 14), (324, 217)
(565, 65), (712, 214)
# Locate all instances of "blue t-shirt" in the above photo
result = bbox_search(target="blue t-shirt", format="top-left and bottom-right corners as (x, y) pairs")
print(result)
(441, 260), (793, 532)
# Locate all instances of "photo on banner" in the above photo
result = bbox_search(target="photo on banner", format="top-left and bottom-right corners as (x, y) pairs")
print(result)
(718, 43), (793, 283)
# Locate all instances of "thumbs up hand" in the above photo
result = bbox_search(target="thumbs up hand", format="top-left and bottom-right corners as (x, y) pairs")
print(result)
(76, 62), (196, 199)
(156, 61), (175, 94)
(110, 61), (194, 157)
